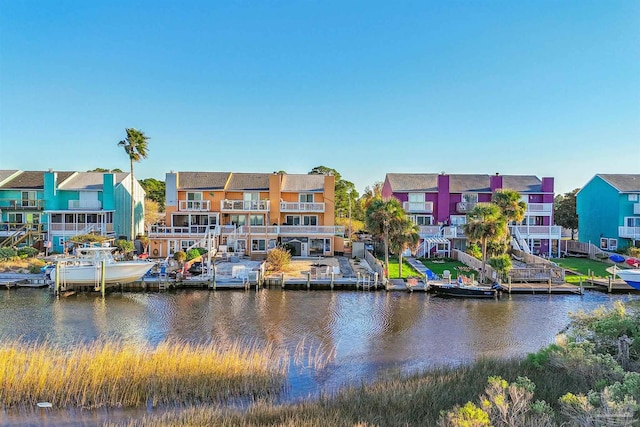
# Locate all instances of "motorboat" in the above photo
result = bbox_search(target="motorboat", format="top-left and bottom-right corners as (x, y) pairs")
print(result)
(615, 268), (640, 290)
(48, 247), (155, 285)
(429, 275), (498, 298)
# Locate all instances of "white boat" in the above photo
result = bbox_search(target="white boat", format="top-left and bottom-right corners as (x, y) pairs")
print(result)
(51, 247), (154, 285)
(615, 269), (640, 290)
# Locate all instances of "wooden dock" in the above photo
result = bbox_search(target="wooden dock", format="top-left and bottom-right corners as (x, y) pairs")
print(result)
(497, 282), (583, 295)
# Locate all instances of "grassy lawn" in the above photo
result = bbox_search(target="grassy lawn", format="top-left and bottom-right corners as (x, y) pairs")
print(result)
(418, 258), (478, 277)
(387, 256), (421, 279)
(551, 257), (612, 277)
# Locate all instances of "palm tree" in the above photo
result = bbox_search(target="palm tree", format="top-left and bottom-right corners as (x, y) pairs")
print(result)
(463, 203), (507, 283)
(118, 128), (149, 240)
(365, 198), (404, 278)
(389, 217), (420, 278)
(492, 189), (527, 224)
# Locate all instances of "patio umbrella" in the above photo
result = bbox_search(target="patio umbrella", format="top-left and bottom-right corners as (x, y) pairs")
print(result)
(609, 254), (625, 263)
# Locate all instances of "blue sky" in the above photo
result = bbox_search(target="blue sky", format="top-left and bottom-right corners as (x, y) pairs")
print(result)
(1, 0), (638, 195)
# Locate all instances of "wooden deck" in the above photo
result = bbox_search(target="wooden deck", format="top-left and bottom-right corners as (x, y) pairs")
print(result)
(497, 282), (582, 294)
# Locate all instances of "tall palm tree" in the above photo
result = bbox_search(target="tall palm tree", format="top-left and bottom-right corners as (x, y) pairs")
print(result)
(463, 203), (507, 283)
(118, 128), (149, 240)
(365, 198), (405, 278)
(492, 189), (527, 224)
(389, 217), (420, 278)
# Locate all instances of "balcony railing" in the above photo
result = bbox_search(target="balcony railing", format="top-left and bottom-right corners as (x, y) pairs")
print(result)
(230, 225), (345, 236)
(149, 225), (220, 237)
(418, 225), (441, 236)
(443, 226), (466, 238)
(456, 202), (477, 213)
(280, 202), (325, 212)
(220, 200), (270, 212)
(47, 223), (112, 234)
(0, 198), (45, 210)
(179, 200), (211, 211)
(403, 201), (433, 213)
(0, 222), (43, 234)
(526, 203), (553, 215)
(68, 200), (102, 210)
(619, 226), (640, 239)
(512, 225), (562, 239)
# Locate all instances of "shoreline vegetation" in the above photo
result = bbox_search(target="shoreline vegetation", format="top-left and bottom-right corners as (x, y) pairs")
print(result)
(0, 339), (287, 410)
(1, 303), (638, 426)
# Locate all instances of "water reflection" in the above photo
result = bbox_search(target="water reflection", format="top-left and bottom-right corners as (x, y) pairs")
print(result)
(1, 288), (638, 401)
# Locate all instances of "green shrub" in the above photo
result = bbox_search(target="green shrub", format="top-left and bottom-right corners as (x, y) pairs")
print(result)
(488, 254), (512, 278)
(466, 243), (481, 260)
(0, 248), (17, 261)
(17, 247), (38, 258)
(115, 239), (134, 254)
(186, 248), (201, 261)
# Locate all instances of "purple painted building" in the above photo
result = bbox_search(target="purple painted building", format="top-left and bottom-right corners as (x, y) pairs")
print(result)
(382, 173), (561, 257)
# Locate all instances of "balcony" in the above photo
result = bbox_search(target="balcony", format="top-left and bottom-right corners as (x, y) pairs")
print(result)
(68, 200), (102, 210)
(149, 225), (219, 237)
(526, 203), (553, 215)
(619, 226), (640, 239)
(179, 200), (211, 211)
(47, 223), (112, 235)
(403, 201), (433, 213)
(443, 226), (466, 239)
(512, 225), (562, 239)
(418, 225), (441, 236)
(456, 202), (477, 213)
(227, 225), (345, 237)
(280, 202), (325, 212)
(0, 198), (45, 210)
(220, 199), (270, 212)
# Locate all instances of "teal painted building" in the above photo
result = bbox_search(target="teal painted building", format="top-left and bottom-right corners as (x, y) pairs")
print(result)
(576, 174), (640, 251)
(43, 171), (146, 253)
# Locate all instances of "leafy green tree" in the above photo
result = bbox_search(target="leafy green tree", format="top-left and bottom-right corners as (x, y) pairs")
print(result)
(464, 203), (507, 283)
(554, 189), (579, 240)
(492, 189), (527, 224)
(488, 253), (512, 280)
(308, 166), (359, 221)
(358, 181), (383, 220)
(118, 128), (150, 240)
(87, 168), (123, 173)
(139, 178), (166, 211)
(366, 198), (405, 278)
(389, 217), (420, 278)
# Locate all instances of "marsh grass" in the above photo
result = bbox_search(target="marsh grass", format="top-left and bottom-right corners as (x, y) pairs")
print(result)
(0, 257), (45, 273)
(109, 358), (599, 426)
(0, 339), (287, 409)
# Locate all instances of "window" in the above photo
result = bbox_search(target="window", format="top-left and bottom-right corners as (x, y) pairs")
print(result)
(250, 215), (264, 226)
(51, 214), (62, 223)
(243, 192), (259, 201)
(299, 193), (314, 203)
(450, 215), (467, 226)
(625, 217), (640, 227)
(600, 238), (618, 251)
(461, 193), (478, 203)
(230, 214), (247, 226)
(413, 215), (433, 226)
(408, 193), (426, 211)
(302, 216), (317, 226)
(87, 214), (98, 223)
(187, 192), (202, 201)
(181, 240), (195, 250)
(285, 215), (300, 225)
(65, 214), (74, 223)
(251, 239), (266, 251)
(8, 213), (23, 223)
(21, 191), (37, 207)
(629, 194), (639, 202)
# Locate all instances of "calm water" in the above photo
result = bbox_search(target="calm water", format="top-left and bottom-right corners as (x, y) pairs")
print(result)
(1, 288), (638, 425)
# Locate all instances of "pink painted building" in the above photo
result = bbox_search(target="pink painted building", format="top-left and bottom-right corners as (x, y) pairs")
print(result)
(382, 173), (561, 257)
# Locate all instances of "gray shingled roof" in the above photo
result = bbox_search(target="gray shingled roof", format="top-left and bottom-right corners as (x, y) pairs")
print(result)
(59, 172), (127, 191)
(598, 174), (640, 192)
(0, 170), (20, 186)
(177, 172), (230, 190)
(0, 171), (75, 190)
(281, 174), (325, 192)
(449, 175), (491, 193)
(501, 175), (543, 193)
(385, 173), (439, 192)
(226, 173), (271, 191)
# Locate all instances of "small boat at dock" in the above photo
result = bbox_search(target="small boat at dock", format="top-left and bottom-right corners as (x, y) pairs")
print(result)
(614, 268), (640, 290)
(47, 247), (155, 285)
(429, 275), (499, 298)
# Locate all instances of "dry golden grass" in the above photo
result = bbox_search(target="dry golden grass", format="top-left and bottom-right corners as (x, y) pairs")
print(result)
(0, 258), (45, 273)
(0, 339), (287, 409)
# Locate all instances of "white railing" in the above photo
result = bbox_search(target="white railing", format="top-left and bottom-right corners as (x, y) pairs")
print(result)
(456, 202), (477, 213)
(149, 225), (220, 237)
(279, 202), (325, 212)
(178, 200), (211, 211)
(418, 225), (441, 236)
(619, 226), (640, 239)
(403, 201), (434, 213)
(442, 226), (465, 238)
(0, 199), (45, 209)
(220, 200), (270, 211)
(526, 203), (553, 215)
(68, 200), (102, 210)
(634, 204), (640, 215)
(512, 225), (562, 239)
(48, 223), (111, 234)
(512, 226), (531, 253)
(233, 225), (345, 236)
